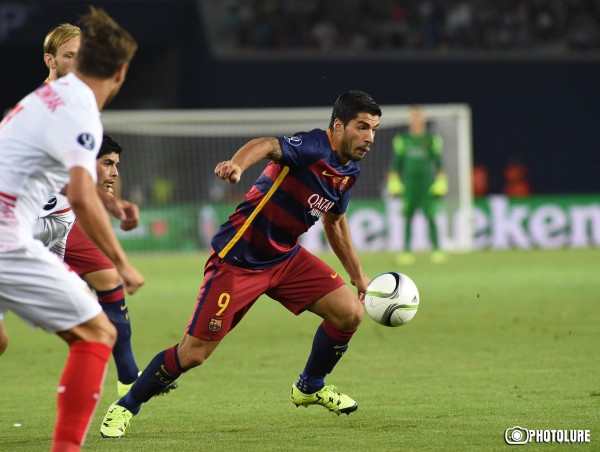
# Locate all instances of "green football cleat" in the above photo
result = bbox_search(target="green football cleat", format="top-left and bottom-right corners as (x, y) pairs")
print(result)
(430, 251), (448, 264)
(291, 383), (358, 415)
(396, 252), (415, 265)
(117, 380), (134, 398)
(100, 403), (133, 438)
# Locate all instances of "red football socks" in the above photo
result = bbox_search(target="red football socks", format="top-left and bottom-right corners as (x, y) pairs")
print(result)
(52, 341), (111, 451)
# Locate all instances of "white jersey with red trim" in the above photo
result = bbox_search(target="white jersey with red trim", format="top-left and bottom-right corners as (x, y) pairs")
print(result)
(33, 193), (75, 259)
(0, 73), (100, 252)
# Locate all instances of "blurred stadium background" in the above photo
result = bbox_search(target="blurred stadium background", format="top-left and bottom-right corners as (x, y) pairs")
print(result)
(1, 0), (599, 253)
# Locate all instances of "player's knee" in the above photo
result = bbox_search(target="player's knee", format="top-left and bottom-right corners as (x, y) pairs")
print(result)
(335, 303), (363, 330)
(347, 304), (364, 330)
(178, 342), (213, 369)
(0, 335), (8, 356)
(181, 349), (210, 369)
(184, 354), (205, 368)
(60, 313), (117, 347)
(0, 321), (7, 355)
(89, 315), (117, 347)
(99, 321), (117, 347)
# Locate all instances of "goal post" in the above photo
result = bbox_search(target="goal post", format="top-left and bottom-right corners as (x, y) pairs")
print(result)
(101, 104), (473, 253)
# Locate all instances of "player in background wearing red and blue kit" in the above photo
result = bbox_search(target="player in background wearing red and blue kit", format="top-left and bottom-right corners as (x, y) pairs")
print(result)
(100, 90), (382, 438)
(62, 136), (144, 398)
(35, 134), (176, 398)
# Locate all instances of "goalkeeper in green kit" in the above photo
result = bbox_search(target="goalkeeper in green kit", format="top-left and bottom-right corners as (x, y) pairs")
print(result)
(387, 105), (448, 264)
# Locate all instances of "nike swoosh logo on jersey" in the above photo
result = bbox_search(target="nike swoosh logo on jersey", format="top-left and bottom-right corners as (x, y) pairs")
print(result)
(330, 272), (338, 279)
(322, 170), (337, 177)
(120, 304), (127, 311)
(160, 365), (174, 377)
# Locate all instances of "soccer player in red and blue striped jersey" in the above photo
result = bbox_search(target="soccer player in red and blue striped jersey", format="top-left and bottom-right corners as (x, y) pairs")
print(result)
(100, 90), (382, 437)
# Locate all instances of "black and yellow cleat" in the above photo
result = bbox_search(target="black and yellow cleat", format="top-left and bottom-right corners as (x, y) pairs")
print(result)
(100, 403), (133, 438)
(291, 382), (358, 415)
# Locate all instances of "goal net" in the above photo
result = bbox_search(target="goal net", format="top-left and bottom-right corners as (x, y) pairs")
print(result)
(101, 104), (472, 253)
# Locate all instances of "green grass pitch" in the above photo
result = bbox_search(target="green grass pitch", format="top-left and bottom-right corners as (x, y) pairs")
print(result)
(0, 249), (598, 451)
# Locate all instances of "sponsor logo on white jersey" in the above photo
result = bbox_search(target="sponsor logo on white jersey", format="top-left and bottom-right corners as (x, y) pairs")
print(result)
(43, 196), (58, 211)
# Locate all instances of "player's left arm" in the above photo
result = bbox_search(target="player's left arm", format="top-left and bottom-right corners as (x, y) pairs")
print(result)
(62, 180), (139, 232)
(215, 137), (282, 184)
(431, 134), (444, 173)
(322, 211), (370, 300)
(96, 186), (139, 231)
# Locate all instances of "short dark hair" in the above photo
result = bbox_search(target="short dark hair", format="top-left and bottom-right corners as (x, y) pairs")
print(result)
(328, 90), (382, 129)
(98, 134), (122, 159)
(76, 7), (137, 78)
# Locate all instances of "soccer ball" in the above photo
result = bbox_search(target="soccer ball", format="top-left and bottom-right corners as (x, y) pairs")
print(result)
(364, 272), (420, 327)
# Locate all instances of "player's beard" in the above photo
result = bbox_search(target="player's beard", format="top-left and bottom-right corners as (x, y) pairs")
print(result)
(55, 65), (70, 79)
(340, 138), (368, 162)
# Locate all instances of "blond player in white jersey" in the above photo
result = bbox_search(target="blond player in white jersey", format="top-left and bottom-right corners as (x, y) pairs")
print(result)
(0, 8), (141, 452)
(32, 22), (82, 259)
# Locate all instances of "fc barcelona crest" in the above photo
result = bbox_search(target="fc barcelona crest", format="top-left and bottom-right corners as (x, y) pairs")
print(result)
(209, 318), (222, 332)
(340, 176), (350, 191)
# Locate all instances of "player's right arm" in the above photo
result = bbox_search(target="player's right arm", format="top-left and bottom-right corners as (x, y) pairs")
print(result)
(67, 166), (144, 294)
(322, 211), (370, 300)
(214, 137), (282, 184)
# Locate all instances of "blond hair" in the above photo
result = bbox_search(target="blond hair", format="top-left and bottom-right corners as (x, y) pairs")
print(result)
(43, 23), (81, 56)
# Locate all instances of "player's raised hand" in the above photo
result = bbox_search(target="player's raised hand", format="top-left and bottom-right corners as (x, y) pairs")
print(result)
(215, 160), (242, 184)
(118, 199), (139, 231)
(351, 274), (371, 303)
(100, 191), (140, 231)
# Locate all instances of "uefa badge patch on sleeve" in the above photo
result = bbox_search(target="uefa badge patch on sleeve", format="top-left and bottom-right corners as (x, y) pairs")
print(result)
(77, 132), (95, 150)
(284, 136), (302, 146)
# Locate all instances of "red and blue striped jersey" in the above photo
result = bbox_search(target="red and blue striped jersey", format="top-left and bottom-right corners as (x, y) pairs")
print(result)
(211, 128), (359, 269)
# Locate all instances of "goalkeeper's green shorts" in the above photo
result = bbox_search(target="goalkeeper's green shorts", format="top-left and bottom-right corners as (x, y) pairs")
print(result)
(403, 190), (438, 218)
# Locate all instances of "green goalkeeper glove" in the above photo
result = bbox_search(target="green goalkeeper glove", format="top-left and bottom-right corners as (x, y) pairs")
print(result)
(387, 173), (404, 196)
(429, 173), (448, 196)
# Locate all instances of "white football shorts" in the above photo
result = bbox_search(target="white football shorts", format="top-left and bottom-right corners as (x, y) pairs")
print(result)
(0, 239), (101, 332)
